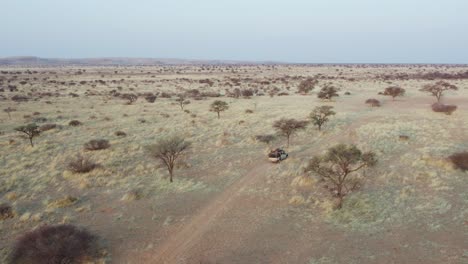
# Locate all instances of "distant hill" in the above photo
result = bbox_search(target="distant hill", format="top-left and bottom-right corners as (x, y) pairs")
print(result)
(0, 56), (282, 66)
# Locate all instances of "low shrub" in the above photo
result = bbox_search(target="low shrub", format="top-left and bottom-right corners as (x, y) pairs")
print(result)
(0, 203), (14, 220)
(431, 103), (457, 115)
(115, 131), (127, 137)
(39, 123), (57, 132)
(245, 109), (254, 114)
(449, 152), (468, 171)
(365, 98), (381, 107)
(9, 224), (99, 264)
(67, 155), (98, 173)
(69, 120), (82, 126)
(84, 139), (110, 151)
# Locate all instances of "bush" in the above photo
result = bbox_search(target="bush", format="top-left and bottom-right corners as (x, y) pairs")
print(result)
(449, 152), (468, 171)
(67, 155), (98, 173)
(255, 134), (276, 145)
(431, 103), (457, 115)
(0, 203), (14, 220)
(84, 139), (110, 151)
(365, 98), (381, 107)
(115, 131), (127, 137)
(39, 123), (57, 132)
(69, 120), (82, 126)
(9, 224), (99, 264)
(145, 95), (157, 103)
(245, 109), (254, 114)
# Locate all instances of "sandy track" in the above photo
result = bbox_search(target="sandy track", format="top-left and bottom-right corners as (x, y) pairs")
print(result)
(146, 161), (271, 263)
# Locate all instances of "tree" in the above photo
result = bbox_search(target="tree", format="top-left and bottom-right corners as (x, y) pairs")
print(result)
(273, 118), (308, 147)
(382, 86), (405, 101)
(4, 107), (16, 120)
(309, 106), (335, 131)
(15, 123), (41, 147)
(175, 95), (191, 110)
(420, 81), (458, 102)
(304, 144), (377, 209)
(298, 78), (318, 94)
(147, 136), (191, 182)
(210, 100), (229, 119)
(317, 83), (339, 101)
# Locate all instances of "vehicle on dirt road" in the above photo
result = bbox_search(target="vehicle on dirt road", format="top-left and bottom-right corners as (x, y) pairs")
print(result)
(268, 148), (288, 163)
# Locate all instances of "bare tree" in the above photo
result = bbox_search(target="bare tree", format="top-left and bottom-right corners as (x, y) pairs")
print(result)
(304, 144), (377, 209)
(317, 83), (339, 101)
(309, 106), (335, 131)
(273, 118), (308, 147)
(147, 136), (191, 182)
(175, 95), (191, 110)
(4, 107), (16, 120)
(209, 100), (229, 119)
(420, 81), (458, 102)
(15, 123), (41, 147)
(382, 86), (405, 101)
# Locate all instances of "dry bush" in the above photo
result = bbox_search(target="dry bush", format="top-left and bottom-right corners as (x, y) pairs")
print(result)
(11, 95), (29, 102)
(382, 86), (405, 100)
(365, 98), (381, 107)
(448, 152), (468, 171)
(84, 139), (110, 151)
(0, 203), (14, 220)
(255, 134), (276, 145)
(69, 120), (82, 126)
(39, 123), (57, 131)
(67, 155), (98, 173)
(144, 94), (157, 103)
(245, 109), (254, 114)
(431, 103), (457, 115)
(9, 224), (99, 264)
(317, 83), (339, 101)
(115, 131), (127, 137)
(297, 77), (318, 94)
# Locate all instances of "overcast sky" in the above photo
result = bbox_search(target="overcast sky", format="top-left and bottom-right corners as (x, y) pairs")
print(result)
(1, 0), (467, 63)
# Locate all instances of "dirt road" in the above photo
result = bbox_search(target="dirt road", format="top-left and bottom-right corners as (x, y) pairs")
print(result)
(146, 161), (271, 263)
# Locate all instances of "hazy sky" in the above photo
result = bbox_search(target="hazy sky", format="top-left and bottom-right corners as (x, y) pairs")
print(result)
(1, 0), (467, 63)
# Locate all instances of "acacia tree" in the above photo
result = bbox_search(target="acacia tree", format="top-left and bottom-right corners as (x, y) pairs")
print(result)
(419, 81), (458, 102)
(309, 106), (335, 131)
(4, 107), (16, 120)
(317, 83), (340, 101)
(304, 144), (377, 209)
(147, 136), (191, 182)
(15, 123), (41, 147)
(273, 118), (308, 147)
(175, 95), (191, 110)
(382, 86), (405, 101)
(298, 78), (318, 94)
(210, 100), (229, 119)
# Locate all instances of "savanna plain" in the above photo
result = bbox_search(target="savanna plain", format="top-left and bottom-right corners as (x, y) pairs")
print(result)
(0, 64), (467, 264)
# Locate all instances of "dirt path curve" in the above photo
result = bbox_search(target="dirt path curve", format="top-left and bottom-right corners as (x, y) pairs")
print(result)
(146, 161), (272, 263)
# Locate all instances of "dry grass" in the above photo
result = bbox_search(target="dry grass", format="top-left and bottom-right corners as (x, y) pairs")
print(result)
(0, 65), (467, 263)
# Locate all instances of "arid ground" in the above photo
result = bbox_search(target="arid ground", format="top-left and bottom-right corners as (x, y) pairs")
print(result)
(0, 64), (467, 263)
